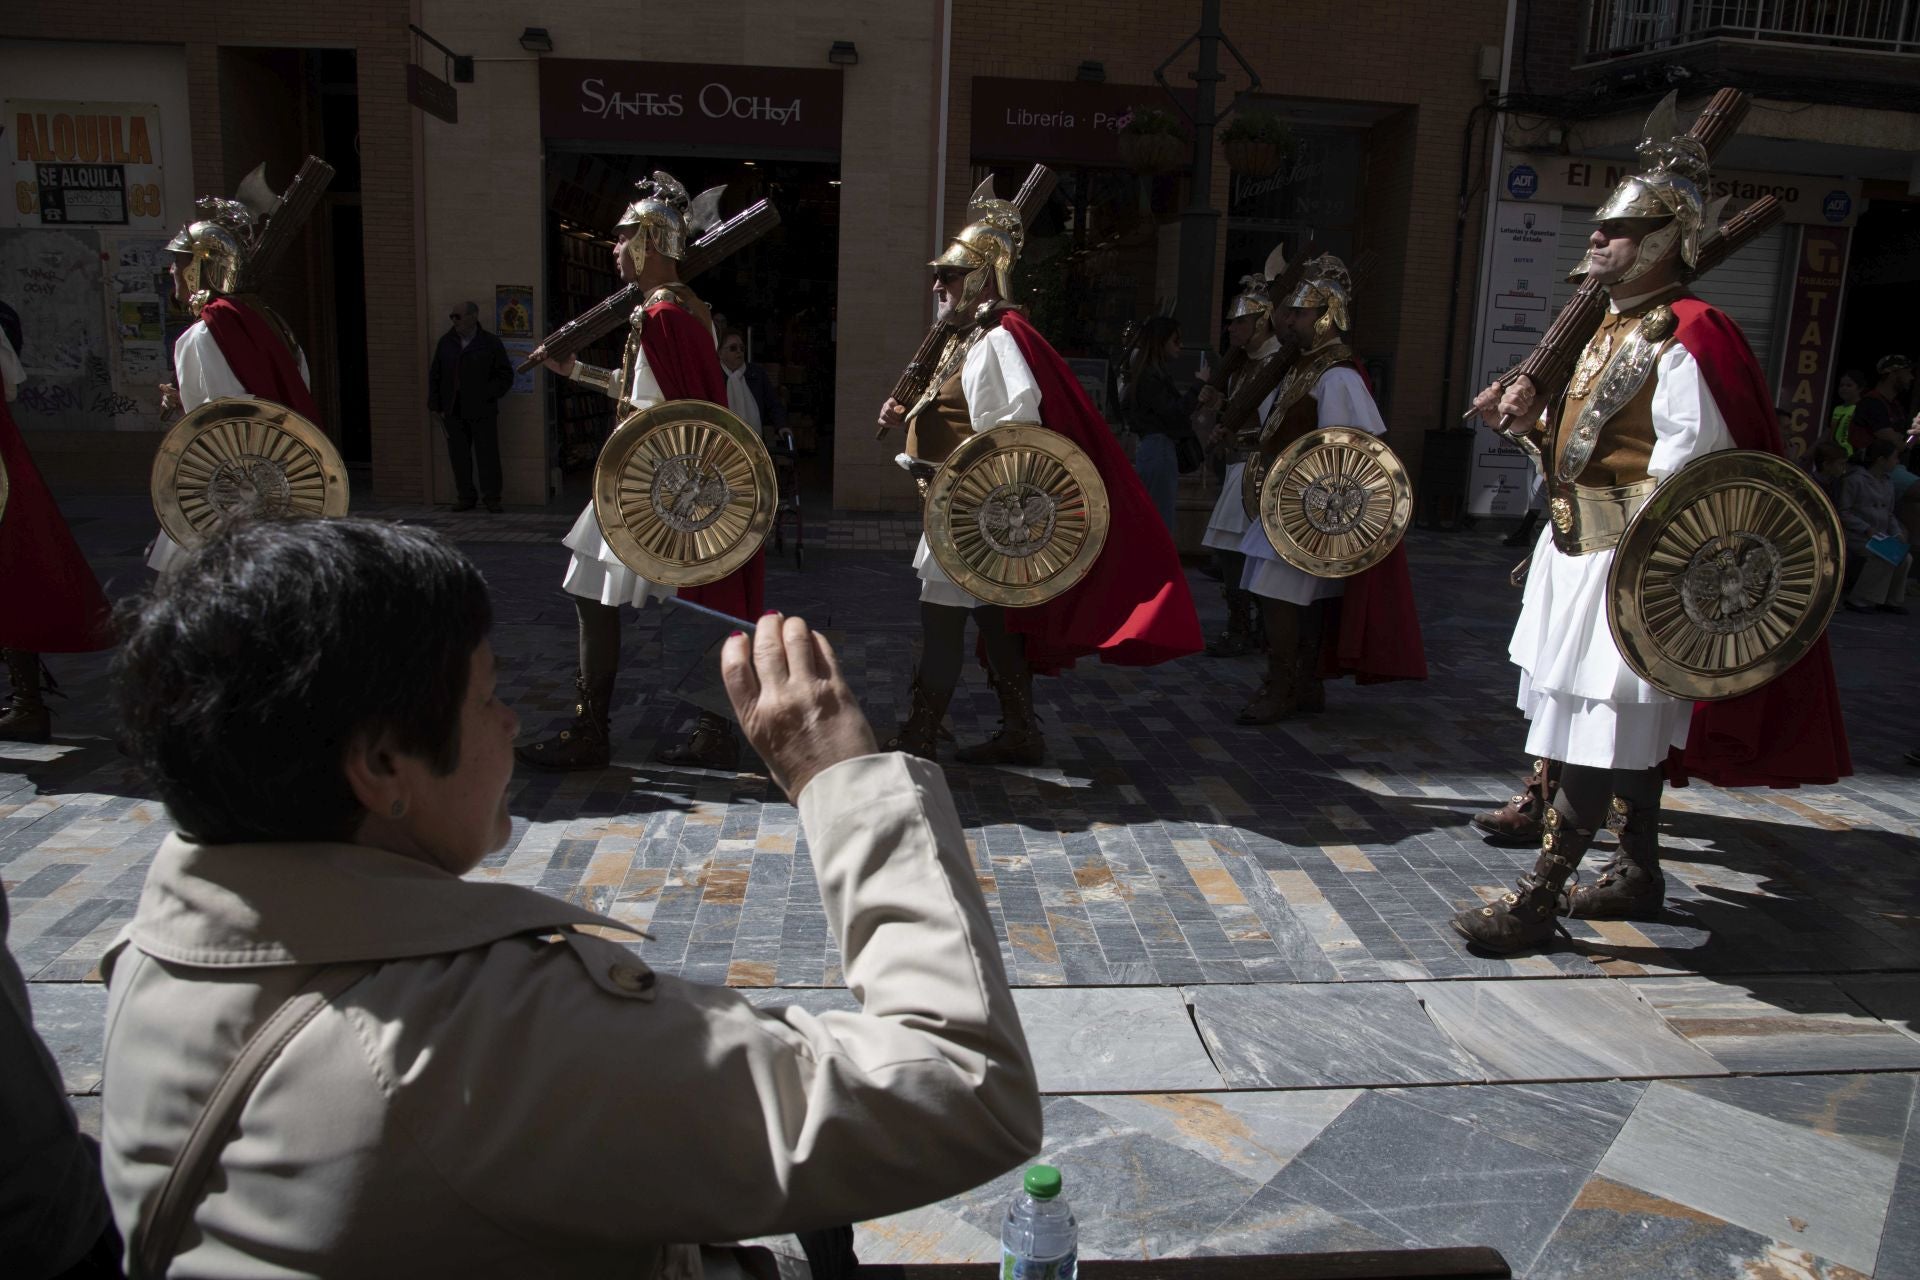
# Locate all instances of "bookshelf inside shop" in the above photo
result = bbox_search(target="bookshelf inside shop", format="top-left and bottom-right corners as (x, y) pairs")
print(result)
(553, 229), (620, 470)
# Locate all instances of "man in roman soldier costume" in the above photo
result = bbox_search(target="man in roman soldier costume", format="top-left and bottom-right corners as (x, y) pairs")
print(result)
(152, 171), (322, 573)
(522, 171), (761, 772)
(1, 304), (114, 740)
(1455, 108), (1849, 953)
(1198, 270), (1282, 657)
(876, 192), (1201, 763)
(1233, 254), (1426, 724)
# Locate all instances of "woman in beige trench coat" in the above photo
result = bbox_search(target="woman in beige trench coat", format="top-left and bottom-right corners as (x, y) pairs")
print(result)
(101, 518), (1040, 1278)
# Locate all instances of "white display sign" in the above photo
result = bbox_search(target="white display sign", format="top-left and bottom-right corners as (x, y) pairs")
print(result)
(1468, 200), (1561, 517)
(6, 99), (167, 229)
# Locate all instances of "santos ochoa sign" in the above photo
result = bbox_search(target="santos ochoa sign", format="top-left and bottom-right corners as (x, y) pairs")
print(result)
(539, 59), (843, 153)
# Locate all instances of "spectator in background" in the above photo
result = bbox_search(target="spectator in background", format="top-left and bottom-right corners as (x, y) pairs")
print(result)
(718, 326), (786, 448)
(1841, 437), (1911, 614)
(1830, 368), (1866, 456)
(1122, 316), (1198, 532)
(1809, 439), (1850, 506)
(427, 302), (514, 513)
(1851, 355), (1913, 448)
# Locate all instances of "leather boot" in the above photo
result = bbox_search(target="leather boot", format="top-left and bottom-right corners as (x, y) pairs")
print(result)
(1206, 589), (1256, 658)
(956, 669), (1044, 765)
(1294, 605), (1326, 714)
(1471, 757), (1561, 846)
(657, 711), (741, 770)
(1451, 806), (1590, 953)
(1563, 794), (1666, 920)
(515, 672), (612, 771)
(1246, 592), (1268, 650)
(1236, 602), (1298, 724)
(885, 678), (953, 760)
(0, 650), (52, 744)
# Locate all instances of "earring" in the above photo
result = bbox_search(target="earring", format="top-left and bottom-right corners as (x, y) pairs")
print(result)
(389, 799), (407, 819)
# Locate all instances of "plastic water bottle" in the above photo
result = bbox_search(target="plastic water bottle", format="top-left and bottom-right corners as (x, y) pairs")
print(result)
(1000, 1164), (1077, 1279)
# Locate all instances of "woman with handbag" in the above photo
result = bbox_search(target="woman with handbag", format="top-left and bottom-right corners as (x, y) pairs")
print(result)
(100, 518), (1039, 1278)
(1121, 316), (1201, 532)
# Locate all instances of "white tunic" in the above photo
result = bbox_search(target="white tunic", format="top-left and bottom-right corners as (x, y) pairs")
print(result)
(913, 327), (1043, 608)
(1237, 366), (1386, 605)
(1508, 343), (1735, 769)
(1201, 336), (1282, 553)
(560, 352), (679, 608)
(148, 321), (312, 573)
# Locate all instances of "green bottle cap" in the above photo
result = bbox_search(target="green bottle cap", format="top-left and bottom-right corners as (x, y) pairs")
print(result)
(1023, 1165), (1062, 1199)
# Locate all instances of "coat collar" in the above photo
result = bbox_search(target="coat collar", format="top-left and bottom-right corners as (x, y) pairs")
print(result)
(129, 834), (639, 968)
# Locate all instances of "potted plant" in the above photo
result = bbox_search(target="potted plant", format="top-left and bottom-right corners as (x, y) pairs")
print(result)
(1118, 106), (1189, 174)
(1220, 109), (1294, 178)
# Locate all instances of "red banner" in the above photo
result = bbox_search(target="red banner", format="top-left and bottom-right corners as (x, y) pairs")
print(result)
(1773, 225), (1852, 462)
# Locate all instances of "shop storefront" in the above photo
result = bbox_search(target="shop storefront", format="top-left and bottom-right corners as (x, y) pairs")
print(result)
(536, 59), (844, 480)
(1466, 152), (1863, 515)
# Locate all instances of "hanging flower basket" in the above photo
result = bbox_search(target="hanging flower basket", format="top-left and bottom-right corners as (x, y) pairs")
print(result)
(1220, 110), (1295, 179)
(1223, 139), (1282, 178)
(1119, 132), (1186, 174)
(1118, 106), (1189, 174)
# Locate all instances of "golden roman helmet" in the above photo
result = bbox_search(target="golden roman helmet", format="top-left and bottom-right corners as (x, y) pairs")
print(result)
(615, 170), (694, 274)
(1282, 253), (1353, 345)
(931, 177), (1025, 311)
(164, 164), (277, 315)
(1225, 272), (1273, 321)
(1591, 91), (1711, 284)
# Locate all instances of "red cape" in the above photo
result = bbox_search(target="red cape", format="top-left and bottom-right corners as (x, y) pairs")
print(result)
(1666, 298), (1851, 788)
(0, 395), (113, 652)
(1322, 539), (1428, 683)
(998, 311), (1202, 674)
(199, 298), (322, 423)
(639, 300), (765, 618)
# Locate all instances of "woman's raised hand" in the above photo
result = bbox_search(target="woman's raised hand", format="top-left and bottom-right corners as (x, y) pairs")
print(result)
(722, 613), (878, 801)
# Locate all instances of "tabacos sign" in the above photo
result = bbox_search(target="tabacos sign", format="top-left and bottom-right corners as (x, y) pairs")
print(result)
(539, 59), (843, 152)
(1503, 154), (1861, 227)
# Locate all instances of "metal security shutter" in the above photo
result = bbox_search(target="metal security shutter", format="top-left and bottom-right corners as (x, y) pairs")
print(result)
(1549, 211), (1786, 382)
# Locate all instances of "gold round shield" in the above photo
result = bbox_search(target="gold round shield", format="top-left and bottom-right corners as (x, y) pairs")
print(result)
(150, 397), (348, 547)
(1239, 446), (1267, 522)
(592, 399), (774, 588)
(925, 422), (1110, 607)
(1258, 427), (1412, 577)
(0, 451), (10, 527)
(1608, 449), (1843, 702)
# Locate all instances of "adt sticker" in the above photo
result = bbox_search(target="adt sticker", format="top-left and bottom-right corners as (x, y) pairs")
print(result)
(1823, 191), (1851, 223)
(1507, 165), (1539, 200)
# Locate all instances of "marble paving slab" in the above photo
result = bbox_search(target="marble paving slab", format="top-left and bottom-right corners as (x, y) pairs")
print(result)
(1378, 1080), (1647, 1172)
(1011, 987), (1224, 1094)
(1838, 972), (1920, 1044)
(1670, 1072), (1917, 1163)
(1628, 974), (1920, 1072)
(1200, 1089), (1591, 1272)
(1877, 1085), (1920, 1280)
(26, 979), (106, 1093)
(1073, 1091), (1359, 1187)
(1595, 1080), (1898, 1273)
(1185, 983), (1483, 1088)
(1417, 978), (1726, 1082)
(1528, 1174), (1870, 1280)
(913, 1095), (1270, 1260)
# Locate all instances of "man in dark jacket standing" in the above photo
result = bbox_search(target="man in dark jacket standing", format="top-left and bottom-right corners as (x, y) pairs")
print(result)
(428, 301), (514, 511)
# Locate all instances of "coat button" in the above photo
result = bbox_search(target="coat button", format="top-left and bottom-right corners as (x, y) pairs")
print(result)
(608, 962), (653, 993)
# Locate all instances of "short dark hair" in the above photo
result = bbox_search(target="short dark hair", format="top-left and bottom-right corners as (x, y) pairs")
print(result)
(116, 518), (493, 845)
(1865, 437), (1899, 463)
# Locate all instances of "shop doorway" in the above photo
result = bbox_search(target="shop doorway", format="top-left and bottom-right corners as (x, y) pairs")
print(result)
(542, 151), (840, 489)
(1837, 197), (1920, 413)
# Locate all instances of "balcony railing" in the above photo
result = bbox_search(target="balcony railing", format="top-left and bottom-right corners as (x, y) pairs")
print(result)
(1585, 0), (1920, 58)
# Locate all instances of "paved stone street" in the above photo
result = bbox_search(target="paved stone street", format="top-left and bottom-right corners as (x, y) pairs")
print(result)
(10, 493), (1920, 1278)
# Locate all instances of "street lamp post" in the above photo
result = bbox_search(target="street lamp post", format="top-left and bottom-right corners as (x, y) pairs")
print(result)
(1155, 0), (1260, 351)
